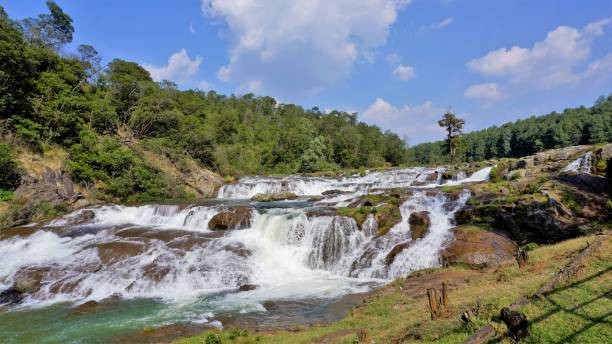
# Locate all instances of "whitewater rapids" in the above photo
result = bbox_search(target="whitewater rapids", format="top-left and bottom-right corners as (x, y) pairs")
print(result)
(0, 166), (491, 332)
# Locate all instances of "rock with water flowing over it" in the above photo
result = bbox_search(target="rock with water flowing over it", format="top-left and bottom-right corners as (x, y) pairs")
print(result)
(0, 288), (23, 305)
(251, 192), (298, 202)
(208, 207), (253, 230)
(441, 226), (517, 268)
(409, 211), (431, 240)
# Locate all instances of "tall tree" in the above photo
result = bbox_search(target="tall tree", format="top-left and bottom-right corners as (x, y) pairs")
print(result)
(21, 1), (74, 51)
(437, 111), (465, 162)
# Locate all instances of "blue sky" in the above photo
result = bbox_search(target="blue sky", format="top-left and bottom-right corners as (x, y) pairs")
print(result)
(4, 0), (612, 144)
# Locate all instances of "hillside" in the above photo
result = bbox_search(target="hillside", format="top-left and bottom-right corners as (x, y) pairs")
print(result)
(407, 96), (612, 165)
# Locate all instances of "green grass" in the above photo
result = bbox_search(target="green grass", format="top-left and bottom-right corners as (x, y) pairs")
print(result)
(0, 189), (14, 202)
(174, 235), (610, 344)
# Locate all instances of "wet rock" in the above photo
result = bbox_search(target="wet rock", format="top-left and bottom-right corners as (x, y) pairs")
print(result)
(598, 143), (612, 161)
(322, 189), (349, 195)
(0, 227), (38, 241)
(251, 192), (298, 202)
(72, 300), (100, 315)
(13, 278), (41, 294)
(222, 243), (252, 258)
(441, 226), (517, 268)
(142, 263), (171, 283)
(262, 300), (278, 311)
(208, 207), (253, 230)
(0, 288), (23, 305)
(308, 196), (324, 202)
(501, 307), (529, 340)
(238, 284), (258, 292)
(89, 241), (146, 265)
(409, 211), (431, 240)
(385, 242), (410, 266)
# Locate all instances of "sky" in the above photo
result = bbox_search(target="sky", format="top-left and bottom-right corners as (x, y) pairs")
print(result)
(3, 0), (612, 144)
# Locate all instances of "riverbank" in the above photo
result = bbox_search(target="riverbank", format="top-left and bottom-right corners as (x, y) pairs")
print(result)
(174, 234), (611, 344)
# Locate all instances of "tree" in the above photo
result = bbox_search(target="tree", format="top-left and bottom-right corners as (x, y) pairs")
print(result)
(438, 111), (465, 162)
(21, 1), (74, 51)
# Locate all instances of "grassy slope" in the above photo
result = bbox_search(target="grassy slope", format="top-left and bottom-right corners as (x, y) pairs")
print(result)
(174, 235), (610, 344)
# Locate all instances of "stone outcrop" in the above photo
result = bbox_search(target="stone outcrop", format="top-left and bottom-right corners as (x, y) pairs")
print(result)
(408, 211), (431, 240)
(251, 192), (298, 202)
(208, 207), (253, 230)
(441, 226), (517, 268)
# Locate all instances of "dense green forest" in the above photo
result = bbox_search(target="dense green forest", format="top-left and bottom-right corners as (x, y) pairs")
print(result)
(0, 2), (610, 202)
(0, 2), (406, 201)
(407, 95), (612, 165)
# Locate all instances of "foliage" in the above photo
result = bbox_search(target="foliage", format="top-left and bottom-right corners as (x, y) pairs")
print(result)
(409, 95), (612, 165)
(0, 143), (23, 190)
(0, 189), (14, 202)
(438, 111), (465, 162)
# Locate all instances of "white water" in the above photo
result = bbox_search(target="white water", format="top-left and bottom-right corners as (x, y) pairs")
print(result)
(0, 165), (491, 327)
(561, 152), (592, 174)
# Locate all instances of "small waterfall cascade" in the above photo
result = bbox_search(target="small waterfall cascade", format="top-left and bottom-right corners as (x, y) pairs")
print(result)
(561, 152), (593, 174)
(0, 164), (491, 332)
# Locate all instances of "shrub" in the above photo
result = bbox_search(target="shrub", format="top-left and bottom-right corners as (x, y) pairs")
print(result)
(204, 333), (221, 344)
(0, 143), (23, 190)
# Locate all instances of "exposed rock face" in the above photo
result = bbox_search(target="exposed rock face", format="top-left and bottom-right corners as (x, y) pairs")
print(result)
(4, 167), (89, 227)
(409, 211), (431, 240)
(88, 241), (147, 265)
(238, 284), (257, 292)
(0, 278), (42, 305)
(441, 226), (517, 268)
(385, 242), (410, 266)
(0, 288), (23, 305)
(208, 207), (253, 230)
(251, 192), (298, 202)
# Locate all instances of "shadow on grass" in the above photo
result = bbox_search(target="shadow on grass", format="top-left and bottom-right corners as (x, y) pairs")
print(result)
(529, 266), (611, 343)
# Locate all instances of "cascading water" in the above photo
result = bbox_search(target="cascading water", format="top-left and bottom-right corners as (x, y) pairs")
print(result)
(0, 165), (492, 343)
(561, 152), (593, 174)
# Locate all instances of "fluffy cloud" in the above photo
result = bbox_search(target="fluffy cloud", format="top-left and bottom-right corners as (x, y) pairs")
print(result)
(362, 98), (446, 143)
(143, 49), (202, 83)
(466, 18), (612, 93)
(392, 64), (416, 81)
(202, 0), (409, 97)
(464, 83), (502, 102)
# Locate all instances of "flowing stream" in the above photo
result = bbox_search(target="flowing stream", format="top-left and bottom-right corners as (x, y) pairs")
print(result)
(0, 166), (490, 343)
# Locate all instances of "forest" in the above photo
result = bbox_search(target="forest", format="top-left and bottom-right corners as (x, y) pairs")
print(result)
(407, 95), (612, 165)
(0, 2), (406, 201)
(0, 2), (611, 202)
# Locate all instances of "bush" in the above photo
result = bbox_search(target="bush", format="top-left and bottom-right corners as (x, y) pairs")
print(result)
(0, 143), (23, 190)
(204, 333), (221, 344)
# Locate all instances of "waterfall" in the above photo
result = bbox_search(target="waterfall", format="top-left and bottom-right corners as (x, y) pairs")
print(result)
(1, 165), (487, 313)
(561, 152), (592, 174)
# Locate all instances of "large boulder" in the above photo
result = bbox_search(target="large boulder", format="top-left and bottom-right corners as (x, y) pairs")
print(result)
(409, 211), (431, 240)
(208, 207), (253, 230)
(441, 226), (517, 268)
(251, 192), (298, 202)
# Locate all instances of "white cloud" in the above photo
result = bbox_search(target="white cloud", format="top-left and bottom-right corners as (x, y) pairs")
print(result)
(238, 80), (263, 94)
(436, 17), (454, 29)
(584, 16), (612, 36)
(392, 64), (416, 81)
(467, 18), (612, 91)
(203, 0), (408, 97)
(464, 83), (502, 102)
(362, 98), (446, 143)
(143, 48), (202, 83)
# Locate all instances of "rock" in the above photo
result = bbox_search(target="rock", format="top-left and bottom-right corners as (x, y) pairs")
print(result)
(238, 284), (257, 292)
(88, 241), (146, 265)
(441, 226), (517, 268)
(251, 192), (298, 202)
(385, 242), (410, 266)
(262, 300), (278, 311)
(598, 143), (612, 161)
(501, 307), (529, 340)
(208, 207), (253, 230)
(308, 196), (323, 202)
(0, 288), (23, 305)
(13, 278), (41, 294)
(409, 211), (431, 240)
(322, 189), (349, 195)
(72, 300), (100, 315)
